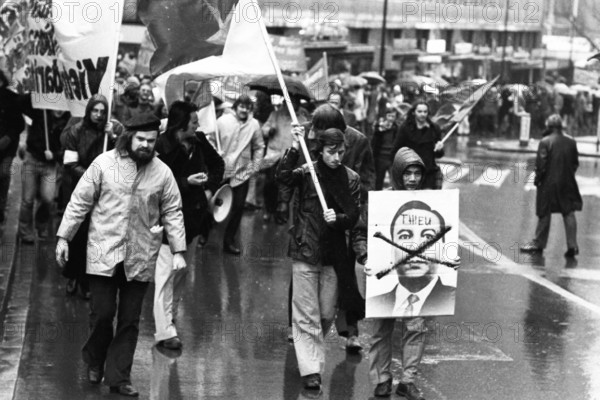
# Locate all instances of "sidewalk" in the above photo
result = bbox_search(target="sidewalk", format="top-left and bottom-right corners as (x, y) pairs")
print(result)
(487, 136), (600, 158)
(0, 158), (22, 313)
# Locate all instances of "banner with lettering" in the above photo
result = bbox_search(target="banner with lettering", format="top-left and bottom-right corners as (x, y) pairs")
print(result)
(0, 0), (122, 116)
(50, 0), (123, 116)
(365, 189), (459, 318)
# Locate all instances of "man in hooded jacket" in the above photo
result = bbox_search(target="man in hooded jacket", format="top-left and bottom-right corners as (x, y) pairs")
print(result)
(353, 147), (432, 400)
(60, 95), (124, 298)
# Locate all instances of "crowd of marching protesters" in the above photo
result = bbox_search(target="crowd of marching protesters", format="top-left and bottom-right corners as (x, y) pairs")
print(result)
(0, 62), (588, 398)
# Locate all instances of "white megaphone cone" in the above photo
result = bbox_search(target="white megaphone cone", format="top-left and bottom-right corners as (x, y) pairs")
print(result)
(210, 184), (233, 223)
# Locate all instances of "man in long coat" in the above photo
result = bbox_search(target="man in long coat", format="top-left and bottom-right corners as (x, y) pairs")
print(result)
(521, 114), (582, 257)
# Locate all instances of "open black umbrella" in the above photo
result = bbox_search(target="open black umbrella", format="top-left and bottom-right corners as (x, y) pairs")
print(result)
(247, 75), (313, 101)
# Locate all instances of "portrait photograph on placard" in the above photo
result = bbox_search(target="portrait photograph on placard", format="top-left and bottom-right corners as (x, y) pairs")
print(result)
(366, 189), (459, 318)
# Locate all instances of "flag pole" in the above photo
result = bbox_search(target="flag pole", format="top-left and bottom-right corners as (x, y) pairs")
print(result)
(43, 110), (50, 151)
(323, 51), (329, 97)
(255, 1), (328, 210)
(104, 1), (124, 153)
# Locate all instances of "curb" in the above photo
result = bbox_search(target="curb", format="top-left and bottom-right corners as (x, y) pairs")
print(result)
(0, 157), (22, 314)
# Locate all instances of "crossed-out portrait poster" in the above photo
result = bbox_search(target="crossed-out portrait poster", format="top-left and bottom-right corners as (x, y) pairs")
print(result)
(366, 189), (459, 318)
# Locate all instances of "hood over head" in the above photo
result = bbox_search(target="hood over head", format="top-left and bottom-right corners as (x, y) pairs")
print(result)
(390, 147), (425, 190)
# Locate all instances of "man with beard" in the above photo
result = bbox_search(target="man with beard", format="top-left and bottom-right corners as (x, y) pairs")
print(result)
(212, 94), (264, 255)
(61, 95), (124, 299)
(56, 113), (186, 397)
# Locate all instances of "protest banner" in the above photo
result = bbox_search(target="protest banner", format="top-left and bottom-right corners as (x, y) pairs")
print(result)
(0, 0), (123, 116)
(366, 189), (459, 318)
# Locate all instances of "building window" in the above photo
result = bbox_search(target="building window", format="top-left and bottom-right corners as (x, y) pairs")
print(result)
(359, 29), (369, 44)
(416, 29), (429, 50)
(267, 27), (285, 35)
(444, 30), (453, 51)
(393, 29), (403, 39)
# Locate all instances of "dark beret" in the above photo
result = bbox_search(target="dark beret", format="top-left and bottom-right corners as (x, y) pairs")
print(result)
(124, 113), (161, 132)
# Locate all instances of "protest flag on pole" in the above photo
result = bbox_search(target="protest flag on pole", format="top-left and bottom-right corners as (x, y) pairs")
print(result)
(303, 53), (330, 101)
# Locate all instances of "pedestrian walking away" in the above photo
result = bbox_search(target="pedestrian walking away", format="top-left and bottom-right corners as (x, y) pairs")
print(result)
(55, 113), (187, 397)
(520, 113), (582, 258)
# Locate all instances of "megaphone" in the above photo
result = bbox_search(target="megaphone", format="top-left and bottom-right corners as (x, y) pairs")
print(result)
(209, 184), (233, 223)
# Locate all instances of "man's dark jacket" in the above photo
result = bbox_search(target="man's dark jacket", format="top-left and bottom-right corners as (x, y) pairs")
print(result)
(156, 131), (224, 244)
(17, 94), (66, 163)
(276, 147), (360, 266)
(535, 131), (582, 217)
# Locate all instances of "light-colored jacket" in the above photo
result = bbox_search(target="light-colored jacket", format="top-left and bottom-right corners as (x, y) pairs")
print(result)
(215, 113), (264, 187)
(56, 149), (187, 282)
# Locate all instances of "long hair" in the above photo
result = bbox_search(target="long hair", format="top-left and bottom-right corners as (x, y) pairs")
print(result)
(402, 99), (432, 129)
(165, 100), (199, 138)
(115, 129), (134, 154)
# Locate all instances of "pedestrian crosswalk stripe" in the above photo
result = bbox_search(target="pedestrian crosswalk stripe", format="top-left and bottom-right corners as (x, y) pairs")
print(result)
(459, 221), (600, 317)
(524, 172), (536, 191)
(472, 169), (511, 188)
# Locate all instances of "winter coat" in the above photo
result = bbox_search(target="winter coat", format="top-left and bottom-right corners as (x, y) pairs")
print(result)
(156, 131), (224, 244)
(276, 147), (361, 266)
(534, 131), (583, 216)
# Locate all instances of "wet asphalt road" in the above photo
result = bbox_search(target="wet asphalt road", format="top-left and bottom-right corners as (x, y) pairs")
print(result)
(7, 136), (600, 399)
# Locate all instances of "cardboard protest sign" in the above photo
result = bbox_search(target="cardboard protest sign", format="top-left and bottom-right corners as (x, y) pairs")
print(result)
(366, 189), (459, 318)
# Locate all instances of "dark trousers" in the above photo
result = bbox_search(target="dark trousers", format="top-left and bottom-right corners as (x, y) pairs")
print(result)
(262, 165), (279, 214)
(224, 180), (250, 246)
(82, 263), (149, 386)
(62, 216), (90, 291)
(374, 156), (392, 190)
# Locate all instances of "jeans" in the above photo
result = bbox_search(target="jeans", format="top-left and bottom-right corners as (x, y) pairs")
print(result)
(82, 263), (149, 387)
(533, 212), (578, 249)
(369, 317), (427, 384)
(18, 152), (57, 238)
(291, 261), (338, 377)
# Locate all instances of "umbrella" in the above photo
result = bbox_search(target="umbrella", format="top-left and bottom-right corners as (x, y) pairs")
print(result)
(571, 84), (591, 93)
(397, 75), (449, 88)
(554, 82), (576, 96)
(359, 71), (386, 85)
(246, 75), (313, 101)
(503, 83), (533, 100)
(328, 74), (368, 88)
